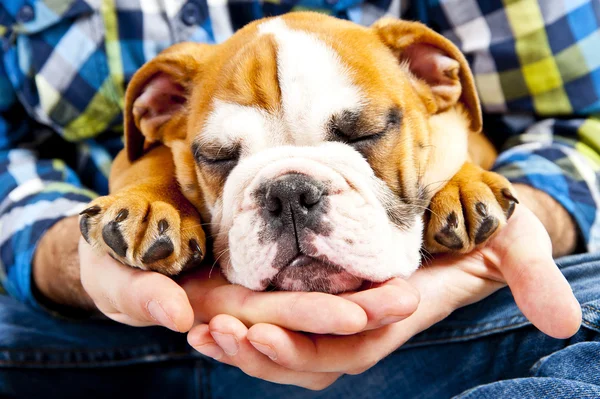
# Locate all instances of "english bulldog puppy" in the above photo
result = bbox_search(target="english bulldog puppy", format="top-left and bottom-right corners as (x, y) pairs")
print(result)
(79, 12), (517, 294)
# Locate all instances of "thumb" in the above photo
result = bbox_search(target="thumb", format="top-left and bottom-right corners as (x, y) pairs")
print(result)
(483, 205), (581, 339)
(79, 238), (194, 332)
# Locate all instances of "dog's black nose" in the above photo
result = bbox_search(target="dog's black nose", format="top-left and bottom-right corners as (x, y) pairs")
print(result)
(263, 174), (325, 227)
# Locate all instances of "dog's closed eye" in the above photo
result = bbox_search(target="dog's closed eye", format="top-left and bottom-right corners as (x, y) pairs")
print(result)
(191, 142), (240, 172)
(329, 107), (401, 150)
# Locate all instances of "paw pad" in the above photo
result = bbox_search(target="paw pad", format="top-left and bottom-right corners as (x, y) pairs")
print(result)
(78, 194), (206, 275)
(142, 237), (174, 264)
(102, 209), (129, 257)
(434, 211), (464, 250)
(425, 165), (518, 254)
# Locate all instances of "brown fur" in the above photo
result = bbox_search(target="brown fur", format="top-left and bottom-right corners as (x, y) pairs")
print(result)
(80, 12), (516, 278)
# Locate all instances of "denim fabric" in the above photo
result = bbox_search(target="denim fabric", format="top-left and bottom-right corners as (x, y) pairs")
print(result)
(0, 252), (599, 399)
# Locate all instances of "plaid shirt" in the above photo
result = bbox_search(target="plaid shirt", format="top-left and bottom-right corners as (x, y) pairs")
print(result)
(0, 0), (599, 307)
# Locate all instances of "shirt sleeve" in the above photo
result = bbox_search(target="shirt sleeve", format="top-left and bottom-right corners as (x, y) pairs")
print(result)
(408, 0), (600, 253)
(491, 117), (600, 252)
(0, 60), (97, 308)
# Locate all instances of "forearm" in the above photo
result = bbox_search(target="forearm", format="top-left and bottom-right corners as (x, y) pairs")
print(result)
(513, 184), (577, 258)
(32, 215), (96, 311)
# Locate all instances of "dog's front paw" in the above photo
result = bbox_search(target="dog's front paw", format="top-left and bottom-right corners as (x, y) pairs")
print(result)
(79, 187), (206, 275)
(424, 163), (518, 254)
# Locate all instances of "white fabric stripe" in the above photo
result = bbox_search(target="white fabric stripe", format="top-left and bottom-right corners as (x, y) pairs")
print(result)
(2, 150), (44, 215)
(384, 0), (403, 18)
(454, 15), (491, 53)
(7, 149), (38, 185)
(8, 178), (44, 204)
(208, 4), (235, 43)
(0, 199), (88, 248)
(38, 15), (101, 94)
(207, 0), (228, 6)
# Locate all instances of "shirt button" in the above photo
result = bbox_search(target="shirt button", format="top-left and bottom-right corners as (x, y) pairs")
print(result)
(16, 5), (35, 23)
(181, 2), (201, 26)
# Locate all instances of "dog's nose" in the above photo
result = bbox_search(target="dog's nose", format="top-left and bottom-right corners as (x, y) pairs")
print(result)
(263, 174), (325, 223)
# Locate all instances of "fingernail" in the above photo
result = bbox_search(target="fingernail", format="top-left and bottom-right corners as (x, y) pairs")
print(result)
(195, 343), (224, 360)
(211, 332), (239, 356)
(147, 300), (179, 332)
(380, 315), (406, 326)
(249, 341), (278, 360)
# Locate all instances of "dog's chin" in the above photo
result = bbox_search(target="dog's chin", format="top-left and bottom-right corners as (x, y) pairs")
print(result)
(269, 255), (363, 294)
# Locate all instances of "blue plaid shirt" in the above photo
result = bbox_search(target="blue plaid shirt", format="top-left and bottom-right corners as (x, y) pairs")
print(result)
(1, 0), (599, 308)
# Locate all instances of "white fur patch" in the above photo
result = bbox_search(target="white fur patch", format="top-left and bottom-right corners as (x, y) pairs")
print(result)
(212, 144), (423, 292)
(200, 100), (276, 154)
(258, 18), (364, 144)
(201, 18), (424, 292)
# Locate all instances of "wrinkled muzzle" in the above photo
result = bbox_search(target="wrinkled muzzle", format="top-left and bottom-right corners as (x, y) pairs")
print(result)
(211, 143), (423, 293)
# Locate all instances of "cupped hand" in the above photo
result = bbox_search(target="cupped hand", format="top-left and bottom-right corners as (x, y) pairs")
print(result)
(79, 237), (419, 338)
(79, 237), (195, 331)
(186, 205), (582, 389)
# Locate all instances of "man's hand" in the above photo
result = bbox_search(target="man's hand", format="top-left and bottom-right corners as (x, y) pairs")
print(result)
(77, 233), (419, 335)
(35, 214), (418, 338)
(33, 214), (198, 327)
(186, 205), (582, 390)
(78, 238), (195, 330)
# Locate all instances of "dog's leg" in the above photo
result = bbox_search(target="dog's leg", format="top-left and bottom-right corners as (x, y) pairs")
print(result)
(424, 162), (518, 254)
(79, 146), (206, 275)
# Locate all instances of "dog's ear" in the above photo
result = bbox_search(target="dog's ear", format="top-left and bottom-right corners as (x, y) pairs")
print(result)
(372, 18), (482, 133)
(125, 42), (212, 161)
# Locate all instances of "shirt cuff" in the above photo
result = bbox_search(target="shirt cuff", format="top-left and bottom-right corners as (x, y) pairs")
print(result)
(492, 143), (600, 252)
(0, 191), (95, 309)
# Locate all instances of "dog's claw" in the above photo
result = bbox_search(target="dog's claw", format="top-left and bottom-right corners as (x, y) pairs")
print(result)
(505, 202), (516, 219)
(475, 202), (487, 217)
(501, 188), (519, 204)
(182, 239), (205, 270)
(80, 205), (101, 216)
(114, 209), (129, 223)
(80, 215), (91, 243)
(500, 189), (518, 220)
(158, 219), (169, 235)
(189, 239), (203, 257)
(425, 163), (516, 254)
(80, 191), (205, 275)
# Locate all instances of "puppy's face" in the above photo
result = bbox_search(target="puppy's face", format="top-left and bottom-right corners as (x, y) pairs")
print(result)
(125, 13), (481, 293)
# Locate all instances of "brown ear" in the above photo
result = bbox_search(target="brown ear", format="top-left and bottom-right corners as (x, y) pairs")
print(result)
(372, 18), (482, 133)
(125, 42), (212, 161)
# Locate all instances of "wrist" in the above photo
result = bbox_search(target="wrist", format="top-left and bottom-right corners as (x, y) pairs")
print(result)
(512, 184), (578, 257)
(33, 215), (96, 312)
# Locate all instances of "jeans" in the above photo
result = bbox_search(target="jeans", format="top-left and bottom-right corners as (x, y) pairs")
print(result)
(1, 253), (599, 399)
